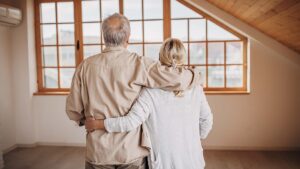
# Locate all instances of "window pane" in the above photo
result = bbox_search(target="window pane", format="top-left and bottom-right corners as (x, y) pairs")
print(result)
(226, 42), (243, 64)
(144, 21), (163, 42)
(208, 66), (224, 87)
(84, 45), (101, 59)
(127, 44), (143, 56)
(124, 0), (142, 20)
(227, 66), (243, 87)
(183, 43), (188, 65)
(57, 2), (74, 23)
(59, 46), (75, 66)
(82, 0), (100, 22)
(189, 19), (206, 41)
(101, 0), (119, 20)
(171, 20), (187, 41)
(60, 68), (75, 88)
(208, 42), (224, 64)
(144, 0), (163, 19)
(171, 0), (201, 19)
(40, 3), (55, 23)
(207, 21), (239, 40)
(145, 44), (161, 60)
(43, 68), (58, 88)
(195, 66), (206, 87)
(41, 24), (56, 45)
(83, 23), (101, 44)
(42, 47), (57, 67)
(129, 21), (142, 42)
(58, 24), (75, 45)
(190, 43), (206, 64)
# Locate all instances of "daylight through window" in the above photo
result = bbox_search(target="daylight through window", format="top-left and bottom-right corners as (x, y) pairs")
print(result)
(35, 0), (248, 93)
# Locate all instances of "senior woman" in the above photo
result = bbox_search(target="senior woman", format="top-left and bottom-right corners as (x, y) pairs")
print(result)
(86, 38), (213, 169)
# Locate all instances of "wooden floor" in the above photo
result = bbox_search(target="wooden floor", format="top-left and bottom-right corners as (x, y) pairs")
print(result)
(3, 146), (300, 169)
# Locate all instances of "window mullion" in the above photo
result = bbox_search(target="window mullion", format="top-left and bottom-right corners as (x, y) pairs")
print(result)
(55, 2), (61, 88)
(74, 0), (84, 67)
(119, 0), (124, 14)
(163, 0), (171, 40)
(205, 19), (208, 89)
(34, 0), (43, 91)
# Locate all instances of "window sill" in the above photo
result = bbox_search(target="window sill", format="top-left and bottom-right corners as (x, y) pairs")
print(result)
(205, 91), (250, 95)
(33, 91), (69, 96)
(33, 91), (250, 96)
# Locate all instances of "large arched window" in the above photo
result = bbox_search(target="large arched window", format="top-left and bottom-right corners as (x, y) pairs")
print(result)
(35, 0), (248, 94)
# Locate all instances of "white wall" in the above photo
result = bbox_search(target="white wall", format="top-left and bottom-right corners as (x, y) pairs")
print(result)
(3, 0), (300, 150)
(0, 25), (15, 152)
(11, 0), (36, 145)
(203, 39), (300, 149)
(188, 0), (300, 149)
(33, 38), (300, 149)
(33, 96), (85, 145)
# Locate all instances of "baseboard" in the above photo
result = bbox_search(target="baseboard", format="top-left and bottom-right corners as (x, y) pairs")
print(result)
(203, 145), (300, 151)
(17, 143), (37, 148)
(0, 151), (4, 169)
(3, 143), (299, 155)
(2, 144), (18, 154)
(36, 142), (85, 147)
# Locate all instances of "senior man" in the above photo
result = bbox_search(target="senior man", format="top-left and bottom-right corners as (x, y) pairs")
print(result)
(66, 13), (201, 169)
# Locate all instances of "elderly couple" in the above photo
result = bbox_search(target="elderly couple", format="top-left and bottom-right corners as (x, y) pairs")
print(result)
(66, 13), (213, 169)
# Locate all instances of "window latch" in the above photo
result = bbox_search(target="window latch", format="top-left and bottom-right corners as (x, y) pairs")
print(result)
(76, 40), (80, 50)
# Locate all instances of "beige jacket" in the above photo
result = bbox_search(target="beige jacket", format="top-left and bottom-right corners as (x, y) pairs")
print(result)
(66, 46), (201, 165)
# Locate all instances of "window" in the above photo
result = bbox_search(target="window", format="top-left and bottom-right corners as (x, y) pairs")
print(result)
(35, 0), (248, 94)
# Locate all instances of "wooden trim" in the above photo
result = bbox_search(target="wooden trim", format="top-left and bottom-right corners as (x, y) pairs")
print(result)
(34, 0), (43, 91)
(188, 64), (245, 67)
(119, 0), (124, 14)
(243, 39), (248, 90)
(163, 0), (171, 39)
(34, 91), (69, 95)
(74, 0), (83, 65)
(141, 0), (145, 56)
(204, 90), (250, 95)
(33, 90), (250, 96)
(55, 2), (61, 88)
(205, 19), (208, 87)
(224, 41), (227, 88)
(37, 0), (73, 2)
(187, 19), (190, 65)
(99, 0), (104, 51)
(204, 87), (247, 91)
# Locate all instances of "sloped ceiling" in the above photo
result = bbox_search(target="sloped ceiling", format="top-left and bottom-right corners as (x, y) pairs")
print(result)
(205, 0), (300, 54)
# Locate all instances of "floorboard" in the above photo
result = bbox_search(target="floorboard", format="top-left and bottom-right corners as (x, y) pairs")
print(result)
(3, 146), (300, 169)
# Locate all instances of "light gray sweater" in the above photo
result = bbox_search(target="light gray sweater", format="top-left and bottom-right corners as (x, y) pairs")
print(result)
(104, 86), (213, 169)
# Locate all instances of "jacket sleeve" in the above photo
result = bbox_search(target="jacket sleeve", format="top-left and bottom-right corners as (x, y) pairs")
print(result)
(140, 56), (202, 91)
(66, 63), (85, 123)
(104, 89), (152, 132)
(198, 87), (213, 139)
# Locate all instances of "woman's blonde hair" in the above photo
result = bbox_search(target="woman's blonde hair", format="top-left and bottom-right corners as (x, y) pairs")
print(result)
(159, 38), (186, 97)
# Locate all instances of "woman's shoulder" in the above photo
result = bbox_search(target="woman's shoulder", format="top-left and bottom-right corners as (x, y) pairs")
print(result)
(140, 88), (174, 100)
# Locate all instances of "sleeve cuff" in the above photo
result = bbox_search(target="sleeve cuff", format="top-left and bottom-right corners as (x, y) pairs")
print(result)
(104, 119), (114, 133)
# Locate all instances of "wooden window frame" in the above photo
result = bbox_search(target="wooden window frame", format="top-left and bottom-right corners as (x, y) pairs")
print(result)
(34, 0), (248, 95)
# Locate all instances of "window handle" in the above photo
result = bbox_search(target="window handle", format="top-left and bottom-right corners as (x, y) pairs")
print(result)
(76, 40), (80, 50)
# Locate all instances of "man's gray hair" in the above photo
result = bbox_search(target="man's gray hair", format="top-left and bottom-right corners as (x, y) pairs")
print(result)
(102, 13), (130, 47)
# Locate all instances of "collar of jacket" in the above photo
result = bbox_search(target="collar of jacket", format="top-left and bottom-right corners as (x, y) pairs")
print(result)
(102, 46), (127, 53)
